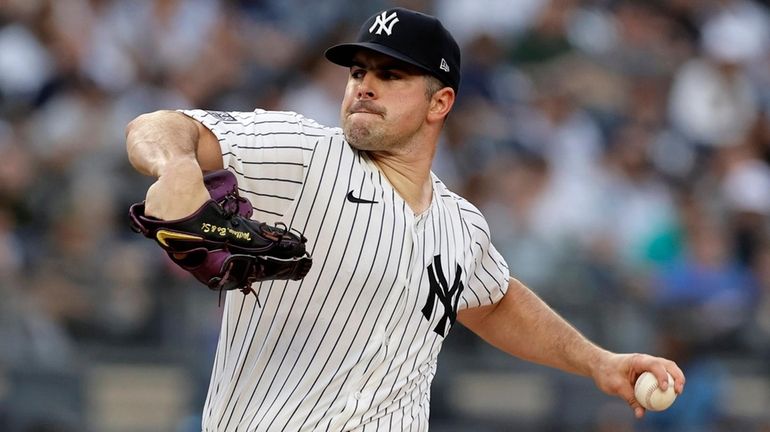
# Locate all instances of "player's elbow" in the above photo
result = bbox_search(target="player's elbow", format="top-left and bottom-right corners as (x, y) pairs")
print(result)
(125, 112), (159, 172)
(126, 110), (174, 140)
(126, 110), (189, 149)
(126, 110), (198, 176)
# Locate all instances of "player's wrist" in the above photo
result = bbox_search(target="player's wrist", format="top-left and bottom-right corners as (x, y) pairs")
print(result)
(156, 156), (203, 179)
(144, 159), (209, 220)
(583, 347), (614, 380)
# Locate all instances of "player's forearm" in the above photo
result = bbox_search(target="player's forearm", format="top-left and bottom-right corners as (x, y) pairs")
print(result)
(459, 278), (608, 377)
(126, 110), (201, 177)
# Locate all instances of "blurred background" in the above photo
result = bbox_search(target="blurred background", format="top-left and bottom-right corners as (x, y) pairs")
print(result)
(0, 0), (769, 430)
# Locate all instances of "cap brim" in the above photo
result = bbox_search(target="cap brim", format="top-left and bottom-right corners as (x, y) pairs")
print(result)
(325, 42), (433, 76)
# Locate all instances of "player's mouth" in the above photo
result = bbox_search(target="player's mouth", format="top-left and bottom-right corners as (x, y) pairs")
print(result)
(348, 101), (385, 117)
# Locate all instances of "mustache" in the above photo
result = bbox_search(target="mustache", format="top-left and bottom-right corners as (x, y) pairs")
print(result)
(348, 101), (386, 116)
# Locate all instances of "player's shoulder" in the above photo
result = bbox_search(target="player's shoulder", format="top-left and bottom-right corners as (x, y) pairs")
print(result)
(432, 174), (488, 224)
(434, 179), (494, 244)
(251, 109), (343, 134)
(180, 108), (344, 137)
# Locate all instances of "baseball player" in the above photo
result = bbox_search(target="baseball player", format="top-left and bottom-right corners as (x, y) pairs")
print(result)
(126, 8), (685, 431)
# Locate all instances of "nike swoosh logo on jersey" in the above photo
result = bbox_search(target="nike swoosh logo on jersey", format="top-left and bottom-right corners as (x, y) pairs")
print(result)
(346, 190), (378, 204)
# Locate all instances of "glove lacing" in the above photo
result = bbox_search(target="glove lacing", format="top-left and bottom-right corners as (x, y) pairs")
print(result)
(217, 192), (262, 307)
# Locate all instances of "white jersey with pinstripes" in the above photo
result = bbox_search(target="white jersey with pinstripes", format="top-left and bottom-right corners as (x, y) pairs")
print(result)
(181, 109), (510, 432)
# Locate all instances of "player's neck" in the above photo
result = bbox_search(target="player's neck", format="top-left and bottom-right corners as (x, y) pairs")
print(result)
(369, 150), (434, 214)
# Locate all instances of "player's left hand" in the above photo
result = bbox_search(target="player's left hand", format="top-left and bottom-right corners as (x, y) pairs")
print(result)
(590, 352), (685, 418)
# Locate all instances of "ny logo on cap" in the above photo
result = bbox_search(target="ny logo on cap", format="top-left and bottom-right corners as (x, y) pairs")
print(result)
(369, 11), (399, 36)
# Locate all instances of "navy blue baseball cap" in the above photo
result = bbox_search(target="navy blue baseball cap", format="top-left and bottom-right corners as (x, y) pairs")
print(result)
(325, 8), (461, 92)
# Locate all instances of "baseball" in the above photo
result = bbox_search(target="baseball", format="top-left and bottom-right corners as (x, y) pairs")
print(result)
(634, 371), (676, 411)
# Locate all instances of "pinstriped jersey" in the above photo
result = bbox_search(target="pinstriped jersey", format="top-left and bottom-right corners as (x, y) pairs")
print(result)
(181, 109), (510, 431)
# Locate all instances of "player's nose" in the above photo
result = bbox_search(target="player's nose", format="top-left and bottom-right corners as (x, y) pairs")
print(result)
(356, 74), (377, 99)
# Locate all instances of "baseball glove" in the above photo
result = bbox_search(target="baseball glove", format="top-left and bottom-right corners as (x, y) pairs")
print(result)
(128, 170), (312, 297)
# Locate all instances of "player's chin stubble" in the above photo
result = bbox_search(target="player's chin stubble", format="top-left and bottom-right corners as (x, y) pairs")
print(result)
(344, 123), (371, 150)
(343, 118), (387, 151)
(343, 100), (390, 151)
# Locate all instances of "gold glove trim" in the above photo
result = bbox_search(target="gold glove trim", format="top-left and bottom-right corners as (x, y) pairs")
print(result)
(156, 230), (204, 247)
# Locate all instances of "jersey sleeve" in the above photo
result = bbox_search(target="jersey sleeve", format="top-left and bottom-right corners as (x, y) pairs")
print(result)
(459, 203), (510, 310)
(180, 109), (342, 219)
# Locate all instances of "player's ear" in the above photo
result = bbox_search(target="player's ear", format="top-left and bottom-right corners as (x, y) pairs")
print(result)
(427, 87), (455, 123)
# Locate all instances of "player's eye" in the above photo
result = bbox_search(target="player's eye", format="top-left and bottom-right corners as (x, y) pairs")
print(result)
(381, 71), (400, 80)
(350, 68), (365, 79)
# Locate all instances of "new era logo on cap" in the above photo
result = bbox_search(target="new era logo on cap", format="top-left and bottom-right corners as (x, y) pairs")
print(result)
(324, 8), (462, 92)
(369, 11), (400, 36)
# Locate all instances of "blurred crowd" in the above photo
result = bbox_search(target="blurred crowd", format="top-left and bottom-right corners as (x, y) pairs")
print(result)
(0, 0), (769, 431)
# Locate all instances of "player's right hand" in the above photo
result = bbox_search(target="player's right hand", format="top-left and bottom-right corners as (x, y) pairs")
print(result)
(590, 352), (685, 418)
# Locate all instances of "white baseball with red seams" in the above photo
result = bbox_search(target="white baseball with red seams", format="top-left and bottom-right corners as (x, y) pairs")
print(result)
(634, 371), (677, 411)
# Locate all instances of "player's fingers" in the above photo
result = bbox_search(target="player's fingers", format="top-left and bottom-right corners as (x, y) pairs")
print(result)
(650, 357), (687, 394)
(664, 360), (686, 394)
(630, 354), (674, 392)
(646, 361), (671, 391)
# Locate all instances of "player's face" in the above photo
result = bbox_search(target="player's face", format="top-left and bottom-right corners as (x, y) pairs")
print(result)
(341, 50), (433, 152)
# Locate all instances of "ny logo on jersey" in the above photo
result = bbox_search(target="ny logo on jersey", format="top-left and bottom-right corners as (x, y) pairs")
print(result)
(369, 11), (400, 36)
(421, 255), (464, 337)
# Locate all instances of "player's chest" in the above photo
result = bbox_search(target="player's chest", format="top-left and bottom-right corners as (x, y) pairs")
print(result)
(286, 148), (473, 334)
(293, 153), (470, 284)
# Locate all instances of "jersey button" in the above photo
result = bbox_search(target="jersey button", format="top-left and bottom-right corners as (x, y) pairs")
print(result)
(354, 391), (363, 400)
